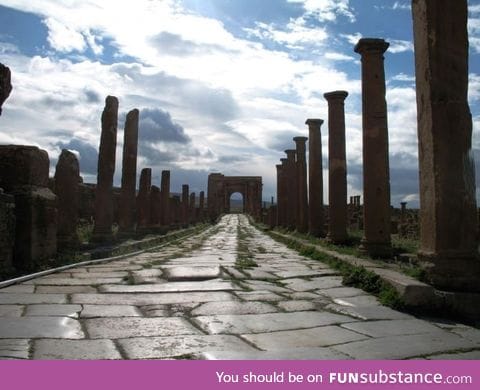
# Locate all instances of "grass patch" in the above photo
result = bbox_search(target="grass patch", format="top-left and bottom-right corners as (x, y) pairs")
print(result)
(236, 222), (258, 270)
(256, 246), (267, 254)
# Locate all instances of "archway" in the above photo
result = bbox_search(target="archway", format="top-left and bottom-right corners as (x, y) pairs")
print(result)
(229, 192), (244, 213)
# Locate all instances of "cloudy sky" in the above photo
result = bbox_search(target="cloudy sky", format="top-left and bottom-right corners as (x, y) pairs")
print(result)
(0, 0), (480, 207)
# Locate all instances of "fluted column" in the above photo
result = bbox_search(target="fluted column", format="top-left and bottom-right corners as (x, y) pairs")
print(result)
(324, 91), (349, 244)
(354, 38), (392, 258)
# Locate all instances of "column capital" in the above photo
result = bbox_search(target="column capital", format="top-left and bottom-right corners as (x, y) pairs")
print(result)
(354, 38), (389, 55)
(293, 136), (308, 144)
(324, 90), (349, 101)
(280, 158), (288, 165)
(305, 118), (324, 126)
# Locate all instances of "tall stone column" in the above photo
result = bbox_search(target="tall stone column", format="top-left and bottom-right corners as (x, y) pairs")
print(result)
(293, 137), (308, 233)
(275, 164), (284, 227)
(160, 170), (170, 226)
(93, 96), (119, 242)
(189, 192), (196, 224)
(354, 39), (392, 257)
(412, 0), (480, 291)
(118, 109), (139, 235)
(54, 149), (80, 249)
(137, 168), (151, 231)
(284, 150), (297, 229)
(306, 119), (325, 237)
(199, 191), (205, 222)
(149, 185), (161, 228)
(182, 184), (189, 226)
(324, 91), (349, 244)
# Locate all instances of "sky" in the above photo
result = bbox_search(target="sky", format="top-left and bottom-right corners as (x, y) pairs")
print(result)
(1, 0), (480, 207)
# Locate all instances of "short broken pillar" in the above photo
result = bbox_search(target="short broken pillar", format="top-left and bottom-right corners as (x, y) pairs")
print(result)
(284, 150), (297, 230)
(118, 109), (139, 236)
(412, 0), (480, 291)
(324, 91), (349, 244)
(0, 145), (57, 270)
(160, 170), (170, 227)
(182, 184), (189, 226)
(305, 119), (325, 238)
(189, 192), (196, 224)
(354, 38), (392, 258)
(92, 96), (119, 242)
(136, 168), (152, 232)
(0, 63), (12, 116)
(199, 191), (205, 222)
(54, 149), (80, 249)
(293, 137), (309, 233)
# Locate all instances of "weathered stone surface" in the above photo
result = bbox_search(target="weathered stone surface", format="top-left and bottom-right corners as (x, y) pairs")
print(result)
(35, 285), (97, 294)
(24, 304), (82, 318)
(354, 38), (392, 258)
(99, 279), (235, 293)
(293, 137), (308, 233)
(193, 311), (356, 334)
(118, 109), (139, 234)
(54, 149), (80, 249)
(0, 293), (66, 304)
(119, 335), (256, 359)
(201, 347), (350, 360)
(191, 301), (278, 316)
(341, 319), (445, 337)
(277, 300), (316, 312)
(332, 295), (379, 307)
(0, 305), (23, 317)
(0, 339), (29, 360)
(32, 277), (124, 286)
(0, 63), (12, 116)
(160, 170), (170, 226)
(316, 286), (367, 299)
(84, 317), (200, 339)
(80, 304), (142, 318)
(137, 168), (151, 230)
(0, 284), (34, 293)
(326, 304), (412, 321)
(427, 350), (480, 360)
(33, 339), (121, 360)
(235, 291), (284, 302)
(164, 266), (221, 281)
(131, 269), (162, 284)
(283, 276), (343, 291)
(0, 317), (84, 339)
(0, 191), (15, 272)
(92, 95), (119, 242)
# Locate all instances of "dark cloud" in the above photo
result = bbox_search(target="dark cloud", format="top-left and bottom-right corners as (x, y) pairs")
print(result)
(84, 89), (101, 103)
(139, 108), (190, 144)
(55, 138), (98, 175)
(266, 130), (301, 152)
(150, 32), (237, 57)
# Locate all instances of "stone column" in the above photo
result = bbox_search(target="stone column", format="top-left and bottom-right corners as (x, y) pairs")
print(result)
(182, 184), (189, 226)
(354, 38), (392, 258)
(305, 119), (325, 237)
(324, 91), (349, 244)
(0, 63), (12, 116)
(93, 96), (119, 242)
(412, 0), (480, 291)
(149, 185), (161, 228)
(189, 192), (196, 224)
(284, 150), (297, 229)
(293, 137), (308, 233)
(275, 164), (284, 227)
(160, 170), (170, 226)
(54, 149), (80, 249)
(136, 168), (151, 231)
(118, 109), (139, 235)
(199, 191), (205, 222)
(399, 201), (407, 238)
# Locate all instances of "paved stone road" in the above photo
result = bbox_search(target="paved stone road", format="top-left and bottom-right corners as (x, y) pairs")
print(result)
(1, 214), (480, 359)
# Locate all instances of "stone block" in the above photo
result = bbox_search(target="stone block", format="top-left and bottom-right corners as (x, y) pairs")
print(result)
(0, 191), (15, 273)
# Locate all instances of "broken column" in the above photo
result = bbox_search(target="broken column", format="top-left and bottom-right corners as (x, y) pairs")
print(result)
(0, 146), (57, 270)
(354, 38), (392, 257)
(305, 119), (325, 238)
(412, 0), (480, 291)
(54, 149), (80, 249)
(0, 63), (12, 116)
(324, 91), (349, 244)
(118, 109), (139, 236)
(399, 202), (408, 238)
(182, 184), (189, 226)
(92, 96), (119, 242)
(293, 137), (309, 233)
(136, 168), (151, 232)
(284, 150), (297, 230)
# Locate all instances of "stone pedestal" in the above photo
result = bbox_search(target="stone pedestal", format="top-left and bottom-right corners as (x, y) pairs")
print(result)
(160, 170), (170, 226)
(118, 109), (139, 235)
(354, 38), (392, 258)
(293, 137), (309, 233)
(284, 150), (297, 230)
(305, 120), (325, 237)
(324, 91), (349, 244)
(137, 168), (151, 232)
(413, 0), (480, 291)
(0, 63), (12, 116)
(92, 96), (119, 242)
(54, 149), (80, 249)
(0, 145), (57, 270)
(182, 185), (189, 226)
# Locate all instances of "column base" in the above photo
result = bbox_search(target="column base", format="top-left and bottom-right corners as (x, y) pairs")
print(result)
(359, 238), (392, 258)
(418, 250), (480, 293)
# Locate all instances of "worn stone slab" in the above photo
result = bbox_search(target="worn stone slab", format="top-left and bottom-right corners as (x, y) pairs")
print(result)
(333, 333), (474, 359)
(283, 277), (344, 291)
(201, 347), (351, 360)
(33, 339), (122, 359)
(273, 268), (334, 279)
(243, 269), (277, 280)
(163, 266), (221, 281)
(332, 295), (380, 307)
(0, 305), (24, 317)
(316, 287), (367, 299)
(86, 265), (143, 271)
(223, 267), (248, 280)
(191, 301), (278, 316)
(193, 311), (357, 334)
(25, 304), (82, 318)
(427, 350), (480, 360)
(0, 293), (66, 305)
(80, 305), (142, 318)
(84, 317), (200, 339)
(450, 327), (480, 344)
(277, 300), (316, 312)
(75, 272), (129, 279)
(119, 335), (256, 359)
(71, 292), (235, 306)
(287, 292), (319, 300)
(0, 284), (35, 293)
(0, 317), (84, 339)
(326, 304), (412, 321)
(99, 279), (236, 293)
(243, 325), (368, 350)
(341, 319), (446, 338)
(35, 286), (97, 294)
(0, 339), (30, 359)
(243, 281), (290, 293)
(236, 291), (285, 302)
(30, 277), (124, 286)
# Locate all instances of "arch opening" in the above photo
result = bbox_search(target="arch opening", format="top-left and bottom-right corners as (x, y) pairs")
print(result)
(229, 192), (244, 214)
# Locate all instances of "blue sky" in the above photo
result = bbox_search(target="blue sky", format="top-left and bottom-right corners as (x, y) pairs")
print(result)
(0, 0), (480, 207)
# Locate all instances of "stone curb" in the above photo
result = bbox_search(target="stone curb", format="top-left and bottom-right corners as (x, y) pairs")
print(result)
(0, 224), (212, 289)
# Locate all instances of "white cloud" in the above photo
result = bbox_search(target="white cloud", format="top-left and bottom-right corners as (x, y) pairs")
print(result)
(392, 2), (411, 11)
(287, 0), (356, 22)
(43, 17), (87, 53)
(391, 73), (415, 82)
(388, 39), (414, 54)
(324, 52), (354, 61)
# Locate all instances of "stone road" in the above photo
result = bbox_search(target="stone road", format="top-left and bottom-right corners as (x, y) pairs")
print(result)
(1, 214), (480, 359)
